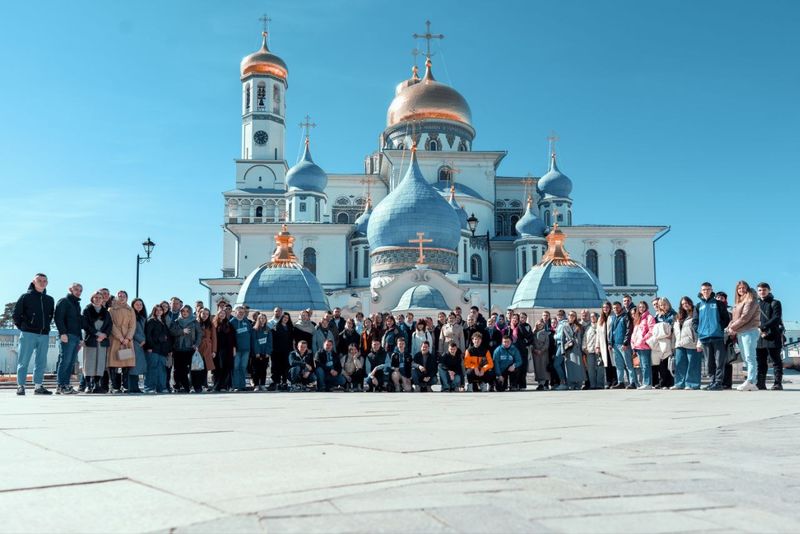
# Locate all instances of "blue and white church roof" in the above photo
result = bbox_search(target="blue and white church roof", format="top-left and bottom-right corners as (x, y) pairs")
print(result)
(515, 196), (546, 238)
(286, 137), (327, 193)
(537, 152), (573, 199)
(237, 225), (328, 311)
(511, 222), (606, 310)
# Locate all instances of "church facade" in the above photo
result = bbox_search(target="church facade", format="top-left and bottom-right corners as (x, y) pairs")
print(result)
(199, 24), (669, 315)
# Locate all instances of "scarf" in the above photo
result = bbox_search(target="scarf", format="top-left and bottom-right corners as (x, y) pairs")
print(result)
(294, 320), (315, 335)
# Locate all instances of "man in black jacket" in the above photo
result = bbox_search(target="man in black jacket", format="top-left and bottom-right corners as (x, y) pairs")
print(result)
(412, 341), (437, 391)
(54, 283), (84, 394)
(314, 339), (344, 391)
(756, 283), (784, 390)
(12, 274), (55, 395)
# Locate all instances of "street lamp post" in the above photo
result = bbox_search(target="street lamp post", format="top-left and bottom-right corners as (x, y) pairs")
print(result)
(135, 237), (156, 298)
(466, 214), (492, 313)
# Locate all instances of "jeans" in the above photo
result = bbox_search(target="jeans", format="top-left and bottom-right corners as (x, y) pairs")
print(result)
(438, 367), (462, 391)
(613, 345), (637, 386)
(412, 368), (436, 389)
(145, 352), (166, 392)
(701, 338), (726, 388)
(674, 347), (701, 389)
(17, 332), (50, 386)
(637, 349), (653, 386)
(552, 345), (566, 382)
(233, 349), (249, 390)
(586, 354), (605, 389)
(314, 368), (345, 391)
(56, 334), (81, 387)
(737, 329), (759, 384)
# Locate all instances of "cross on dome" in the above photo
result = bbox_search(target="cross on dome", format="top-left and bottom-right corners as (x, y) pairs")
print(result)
(299, 114), (316, 143)
(409, 232), (433, 264)
(547, 130), (560, 156)
(413, 20), (444, 59)
(259, 14), (272, 35)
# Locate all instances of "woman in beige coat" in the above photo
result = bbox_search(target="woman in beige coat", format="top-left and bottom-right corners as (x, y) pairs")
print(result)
(108, 290), (136, 392)
(727, 281), (761, 391)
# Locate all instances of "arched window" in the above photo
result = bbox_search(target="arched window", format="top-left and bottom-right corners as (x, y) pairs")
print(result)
(244, 84), (251, 112)
(438, 166), (451, 182)
(353, 249), (359, 279)
(495, 216), (505, 236)
(336, 212), (349, 224)
(272, 85), (280, 114)
(531, 247), (538, 265)
(510, 215), (520, 236)
(521, 248), (527, 274)
(463, 242), (468, 272)
(397, 142), (405, 150)
(458, 141), (468, 152)
(303, 248), (317, 275)
(427, 139), (440, 151)
(586, 249), (599, 277)
(544, 210), (551, 227)
(470, 254), (482, 281)
(256, 82), (266, 111)
(315, 200), (321, 221)
(614, 249), (627, 286)
(567, 211), (572, 226)
(363, 247), (369, 278)
(255, 206), (263, 218)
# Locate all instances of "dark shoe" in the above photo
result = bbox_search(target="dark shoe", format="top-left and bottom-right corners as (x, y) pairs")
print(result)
(611, 383), (625, 389)
(16, 385), (25, 396)
(34, 386), (53, 395)
(771, 383), (783, 390)
(757, 384), (767, 390)
(581, 384), (590, 390)
(535, 384), (545, 391)
(625, 384), (637, 390)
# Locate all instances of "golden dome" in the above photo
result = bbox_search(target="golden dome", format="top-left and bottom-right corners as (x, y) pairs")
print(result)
(386, 59), (471, 128)
(240, 32), (288, 81)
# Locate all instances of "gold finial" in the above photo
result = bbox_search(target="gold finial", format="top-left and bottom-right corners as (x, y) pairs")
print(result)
(409, 232), (433, 264)
(281, 223), (288, 233)
(269, 225), (298, 266)
(411, 64), (420, 80)
(540, 210), (574, 266)
(526, 194), (533, 209)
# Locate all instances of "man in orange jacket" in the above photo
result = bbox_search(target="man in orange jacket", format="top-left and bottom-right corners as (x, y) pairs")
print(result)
(464, 332), (495, 392)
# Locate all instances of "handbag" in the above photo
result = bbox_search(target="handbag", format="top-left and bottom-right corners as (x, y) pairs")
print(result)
(190, 350), (205, 371)
(117, 347), (134, 361)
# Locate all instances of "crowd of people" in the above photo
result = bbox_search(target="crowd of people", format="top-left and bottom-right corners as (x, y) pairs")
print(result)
(11, 273), (788, 395)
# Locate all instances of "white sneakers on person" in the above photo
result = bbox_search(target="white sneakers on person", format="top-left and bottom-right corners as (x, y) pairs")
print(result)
(737, 381), (758, 391)
(638, 385), (653, 390)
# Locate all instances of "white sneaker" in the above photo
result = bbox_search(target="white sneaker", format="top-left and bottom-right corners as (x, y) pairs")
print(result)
(737, 381), (757, 391)
(638, 385), (653, 390)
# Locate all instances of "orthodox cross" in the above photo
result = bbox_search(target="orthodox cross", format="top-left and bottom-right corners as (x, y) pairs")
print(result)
(547, 131), (560, 156)
(259, 14), (272, 36)
(522, 174), (535, 199)
(413, 20), (444, 58)
(360, 175), (373, 201)
(299, 115), (316, 139)
(552, 208), (560, 228)
(409, 232), (433, 264)
(445, 160), (462, 188)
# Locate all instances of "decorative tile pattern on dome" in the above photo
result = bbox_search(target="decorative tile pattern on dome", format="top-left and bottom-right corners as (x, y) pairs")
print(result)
(237, 265), (328, 311)
(510, 263), (607, 309)
(370, 249), (457, 276)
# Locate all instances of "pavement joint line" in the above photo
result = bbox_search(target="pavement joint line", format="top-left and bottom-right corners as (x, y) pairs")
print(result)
(87, 442), (324, 463)
(0, 477), (128, 494)
(124, 476), (231, 515)
(559, 491), (686, 501)
(401, 437), (560, 454)
(94, 430), (234, 439)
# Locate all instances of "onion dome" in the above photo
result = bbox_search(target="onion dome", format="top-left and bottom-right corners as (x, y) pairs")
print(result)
(367, 145), (461, 251)
(240, 32), (288, 81)
(515, 196), (546, 237)
(393, 284), (448, 312)
(237, 225), (328, 311)
(537, 152), (573, 198)
(447, 185), (468, 230)
(286, 137), (327, 193)
(353, 196), (373, 235)
(386, 58), (472, 128)
(511, 221), (606, 309)
(395, 65), (421, 95)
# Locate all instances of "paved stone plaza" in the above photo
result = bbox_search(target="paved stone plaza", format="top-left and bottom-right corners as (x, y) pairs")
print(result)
(2, 385), (799, 533)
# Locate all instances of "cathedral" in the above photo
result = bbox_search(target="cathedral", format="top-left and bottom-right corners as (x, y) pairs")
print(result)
(199, 22), (669, 315)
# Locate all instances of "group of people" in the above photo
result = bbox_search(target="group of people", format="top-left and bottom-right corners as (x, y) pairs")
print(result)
(11, 273), (787, 395)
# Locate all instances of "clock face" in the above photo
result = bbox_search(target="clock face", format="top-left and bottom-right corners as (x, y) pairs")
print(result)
(253, 130), (268, 145)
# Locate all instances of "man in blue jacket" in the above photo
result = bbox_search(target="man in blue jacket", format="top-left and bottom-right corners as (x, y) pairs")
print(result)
(692, 282), (731, 391)
(314, 338), (344, 392)
(229, 306), (253, 391)
(13, 274), (55, 395)
(412, 341), (437, 392)
(610, 302), (637, 389)
(54, 283), (84, 395)
(493, 335), (522, 392)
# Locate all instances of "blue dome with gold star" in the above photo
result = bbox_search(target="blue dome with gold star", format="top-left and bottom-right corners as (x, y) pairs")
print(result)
(367, 147), (461, 251)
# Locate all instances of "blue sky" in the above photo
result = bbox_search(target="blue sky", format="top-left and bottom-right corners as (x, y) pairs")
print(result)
(0, 0), (797, 318)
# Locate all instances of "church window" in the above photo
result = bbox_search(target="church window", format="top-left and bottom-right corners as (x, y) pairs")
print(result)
(244, 84), (251, 112)
(458, 140), (468, 152)
(544, 210), (551, 227)
(586, 249), (599, 277)
(427, 138), (440, 151)
(557, 212), (564, 223)
(614, 249), (627, 286)
(363, 247), (369, 278)
(256, 82), (266, 111)
(521, 249), (527, 274)
(567, 211), (572, 226)
(315, 200), (321, 221)
(463, 242), (468, 272)
(354, 249), (359, 279)
(397, 142), (405, 150)
(470, 254), (482, 281)
(438, 166), (451, 182)
(510, 215), (520, 236)
(299, 202), (307, 212)
(531, 247), (538, 265)
(255, 206), (263, 218)
(336, 212), (349, 224)
(495, 216), (504, 236)
(272, 85), (280, 114)
(303, 248), (317, 275)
